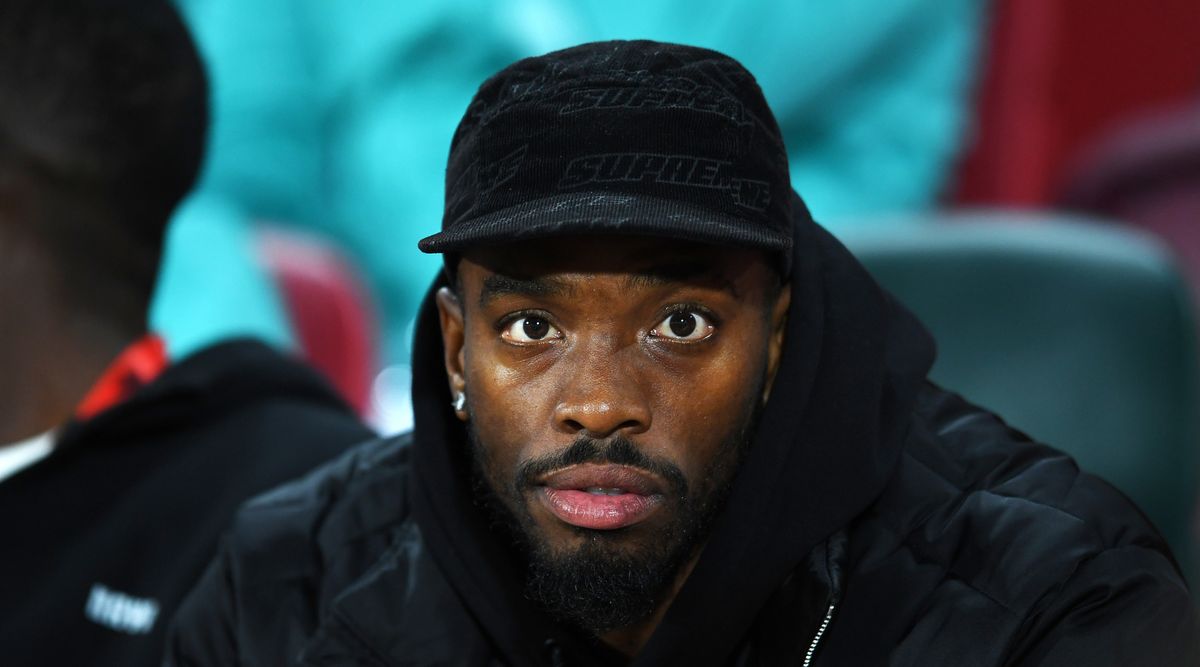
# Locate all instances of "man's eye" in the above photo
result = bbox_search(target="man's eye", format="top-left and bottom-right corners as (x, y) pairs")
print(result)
(502, 315), (561, 343)
(650, 311), (714, 341)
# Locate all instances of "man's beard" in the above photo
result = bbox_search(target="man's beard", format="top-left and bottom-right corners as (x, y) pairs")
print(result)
(467, 400), (761, 635)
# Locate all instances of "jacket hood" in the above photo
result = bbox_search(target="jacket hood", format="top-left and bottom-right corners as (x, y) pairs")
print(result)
(409, 192), (936, 665)
(56, 338), (355, 449)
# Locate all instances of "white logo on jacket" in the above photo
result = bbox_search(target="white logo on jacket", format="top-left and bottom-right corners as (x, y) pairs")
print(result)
(84, 583), (160, 634)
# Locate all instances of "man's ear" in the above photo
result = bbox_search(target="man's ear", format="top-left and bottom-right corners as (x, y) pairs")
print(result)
(436, 286), (468, 420)
(762, 283), (791, 403)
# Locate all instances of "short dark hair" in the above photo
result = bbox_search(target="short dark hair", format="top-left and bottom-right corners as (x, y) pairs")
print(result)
(0, 0), (209, 329)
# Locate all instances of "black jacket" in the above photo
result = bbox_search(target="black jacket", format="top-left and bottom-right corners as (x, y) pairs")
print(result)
(167, 219), (1199, 666)
(0, 339), (373, 667)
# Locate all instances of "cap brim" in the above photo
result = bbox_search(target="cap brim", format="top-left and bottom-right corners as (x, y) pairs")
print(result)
(418, 191), (792, 256)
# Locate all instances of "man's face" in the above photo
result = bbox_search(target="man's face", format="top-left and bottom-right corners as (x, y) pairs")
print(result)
(436, 235), (790, 633)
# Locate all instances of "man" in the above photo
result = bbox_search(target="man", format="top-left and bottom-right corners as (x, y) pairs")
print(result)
(0, 2), (373, 665)
(167, 41), (1199, 665)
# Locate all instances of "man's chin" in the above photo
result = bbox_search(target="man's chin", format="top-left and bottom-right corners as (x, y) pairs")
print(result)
(522, 532), (685, 634)
(532, 522), (666, 560)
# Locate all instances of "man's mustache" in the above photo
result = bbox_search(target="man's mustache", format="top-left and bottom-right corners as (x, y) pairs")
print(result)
(516, 436), (688, 497)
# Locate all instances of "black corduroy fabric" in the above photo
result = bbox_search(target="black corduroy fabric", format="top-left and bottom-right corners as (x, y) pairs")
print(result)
(419, 40), (795, 274)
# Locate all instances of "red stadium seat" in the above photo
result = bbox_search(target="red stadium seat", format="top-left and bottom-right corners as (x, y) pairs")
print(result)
(1058, 105), (1200, 292)
(951, 0), (1200, 206)
(257, 227), (379, 416)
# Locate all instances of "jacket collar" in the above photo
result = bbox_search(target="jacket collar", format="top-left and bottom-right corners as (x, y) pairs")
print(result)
(300, 519), (848, 666)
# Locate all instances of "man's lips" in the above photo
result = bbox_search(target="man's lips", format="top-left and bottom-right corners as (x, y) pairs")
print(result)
(534, 463), (666, 530)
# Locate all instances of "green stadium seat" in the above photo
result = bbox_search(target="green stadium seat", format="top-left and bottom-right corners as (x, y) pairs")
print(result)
(839, 213), (1200, 581)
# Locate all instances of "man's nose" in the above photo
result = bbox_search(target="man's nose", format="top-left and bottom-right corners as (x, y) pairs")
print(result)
(552, 346), (651, 438)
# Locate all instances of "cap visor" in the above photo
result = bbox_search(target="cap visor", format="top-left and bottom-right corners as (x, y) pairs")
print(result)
(419, 191), (791, 255)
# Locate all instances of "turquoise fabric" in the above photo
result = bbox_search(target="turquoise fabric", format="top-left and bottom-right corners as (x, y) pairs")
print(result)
(150, 195), (294, 359)
(158, 0), (985, 365)
(502, 0), (986, 221)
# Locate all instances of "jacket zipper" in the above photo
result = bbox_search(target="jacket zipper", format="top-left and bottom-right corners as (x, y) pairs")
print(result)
(801, 602), (837, 667)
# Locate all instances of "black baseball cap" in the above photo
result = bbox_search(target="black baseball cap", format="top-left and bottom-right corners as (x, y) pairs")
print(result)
(419, 40), (797, 273)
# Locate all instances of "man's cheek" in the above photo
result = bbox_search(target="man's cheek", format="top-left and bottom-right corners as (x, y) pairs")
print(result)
(471, 408), (554, 508)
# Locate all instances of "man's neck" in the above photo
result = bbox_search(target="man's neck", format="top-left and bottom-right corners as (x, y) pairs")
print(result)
(0, 316), (134, 443)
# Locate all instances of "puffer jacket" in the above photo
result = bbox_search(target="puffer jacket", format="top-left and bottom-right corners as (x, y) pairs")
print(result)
(165, 382), (1198, 666)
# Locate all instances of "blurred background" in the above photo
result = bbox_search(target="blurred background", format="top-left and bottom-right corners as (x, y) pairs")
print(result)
(155, 0), (1200, 577)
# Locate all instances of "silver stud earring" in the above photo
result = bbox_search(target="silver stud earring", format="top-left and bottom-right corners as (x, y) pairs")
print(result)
(452, 391), (466, 412)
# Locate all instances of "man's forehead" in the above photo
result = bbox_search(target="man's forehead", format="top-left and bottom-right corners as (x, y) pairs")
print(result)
(453, 236), (782, 311)
(473, 262), (737, 307)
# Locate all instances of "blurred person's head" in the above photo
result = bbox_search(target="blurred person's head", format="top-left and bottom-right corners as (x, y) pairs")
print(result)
(0, 0), (208, 440)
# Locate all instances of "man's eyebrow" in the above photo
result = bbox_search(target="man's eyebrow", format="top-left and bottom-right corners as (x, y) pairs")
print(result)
(479, 273), (573, 308)
(622, 261), (741, 296)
